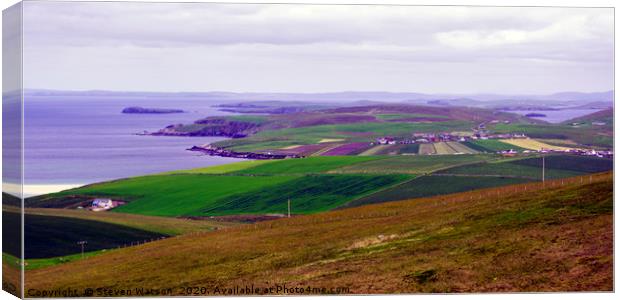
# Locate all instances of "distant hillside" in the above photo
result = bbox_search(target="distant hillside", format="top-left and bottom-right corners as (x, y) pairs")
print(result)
(563, 108), (613, 125)
(25, 173), (612, 293)
(151, 104), (537, 139)
(322, 104), (534, 123)
(543, 91), (614, 102)
(24, 89), (613, 104)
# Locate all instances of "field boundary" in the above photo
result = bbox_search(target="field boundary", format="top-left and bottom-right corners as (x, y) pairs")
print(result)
(335, 175), (419, 209)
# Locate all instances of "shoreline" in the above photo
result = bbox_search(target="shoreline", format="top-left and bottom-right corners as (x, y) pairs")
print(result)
(187, 145), (303, 160)
(3, 183), (85, 198)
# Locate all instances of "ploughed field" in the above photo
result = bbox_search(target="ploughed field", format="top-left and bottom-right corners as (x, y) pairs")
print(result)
(2, 204), (234, 265)
(3, 211), (166, 259)
(24, 173), (613, 293)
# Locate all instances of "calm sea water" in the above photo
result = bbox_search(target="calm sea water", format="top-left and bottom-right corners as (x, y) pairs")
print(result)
(510, 108), (605, 123)
(23, 95), (244, 195)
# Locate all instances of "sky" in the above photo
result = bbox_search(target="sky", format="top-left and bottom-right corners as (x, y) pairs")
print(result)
(21, 1), (614, 94)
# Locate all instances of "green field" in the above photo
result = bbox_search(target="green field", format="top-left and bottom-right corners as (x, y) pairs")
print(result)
(463, 140), (526, 152)
(512, 155), (613, 173)
(160, 160), (273, 175)
(347, 175), (533, 207)
(3, 212), (165, 259)
(28, 157), (402, 216)
(437, 155), (612, 179)
(330, 154), (495, 174)
(437, 162), (583, 179)
(230, 156), (383, 175)
(32, 175), (294, 216)
(225, 115), (270, 124)
(202, 174), (410, 215)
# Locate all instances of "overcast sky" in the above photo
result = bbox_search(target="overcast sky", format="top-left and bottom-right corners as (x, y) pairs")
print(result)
(22, 2), (613, 94)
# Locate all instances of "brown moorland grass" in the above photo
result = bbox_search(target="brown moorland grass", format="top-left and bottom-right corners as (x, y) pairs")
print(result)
(2, 261), (20, 297)
(25, 173), (612, 294)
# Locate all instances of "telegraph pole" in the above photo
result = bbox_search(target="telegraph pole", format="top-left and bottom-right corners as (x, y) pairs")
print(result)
(288, 199), (291, 218)
(77, 241), (87, 259)
(541, 155), (545, 183)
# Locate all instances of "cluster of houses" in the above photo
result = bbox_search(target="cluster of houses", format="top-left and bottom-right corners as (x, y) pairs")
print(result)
(570, 121), (607, 127)
(573, 149), (613, 158)
(374, 132), (528, 145)
(372, 133), (613, 159)
(494, 147), (613, 158)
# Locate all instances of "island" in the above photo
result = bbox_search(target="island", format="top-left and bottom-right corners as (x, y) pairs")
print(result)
(525, 112), (547, 117)
(122, 106), (185, 114)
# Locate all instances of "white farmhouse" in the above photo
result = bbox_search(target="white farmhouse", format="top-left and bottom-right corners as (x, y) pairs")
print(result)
(91, 198), (114, 211)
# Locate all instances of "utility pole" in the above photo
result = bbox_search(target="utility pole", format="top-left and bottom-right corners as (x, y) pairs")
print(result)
(541, 155), (545, 183)
(77, 241), (87, 259)
(288, 199), (291, 218)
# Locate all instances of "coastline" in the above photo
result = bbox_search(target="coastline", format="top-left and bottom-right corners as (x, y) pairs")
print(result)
(187, 144), (303, 160)
(3, 183), (85, 198)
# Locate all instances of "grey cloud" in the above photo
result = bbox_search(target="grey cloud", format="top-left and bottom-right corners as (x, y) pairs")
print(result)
(19, 2), (613, 94)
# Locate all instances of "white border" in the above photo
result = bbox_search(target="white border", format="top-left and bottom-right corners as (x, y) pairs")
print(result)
(0, 1), (617, 300)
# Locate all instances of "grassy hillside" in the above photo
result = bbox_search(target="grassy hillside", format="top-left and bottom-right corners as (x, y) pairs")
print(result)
(329, 154), (495, 174)
(29, 154), (608, 217)
(26, 158), (401, 216)
(435, 155), (612, 180)
(231, 156), (383, 175)
(511, 155), (613, 173)
(102, 175), (291, 216)
(436, 162), (582, 180)
(563, 108), (613, 128)
(25, 173), (612, 293)
(348, 176), (533, 207)
(202, 174), (410, 215)
(160, 160), (273, 175)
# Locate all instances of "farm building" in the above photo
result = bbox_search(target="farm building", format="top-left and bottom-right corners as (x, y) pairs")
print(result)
(91, 198), (115, 211)
(377, 137), (396, 145)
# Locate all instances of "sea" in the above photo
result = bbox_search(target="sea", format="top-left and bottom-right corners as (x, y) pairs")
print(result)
(508, 108), (605, 123)
(21, 94), (244, 196)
